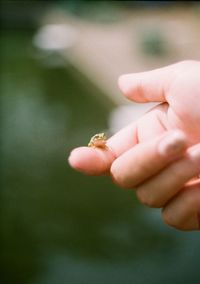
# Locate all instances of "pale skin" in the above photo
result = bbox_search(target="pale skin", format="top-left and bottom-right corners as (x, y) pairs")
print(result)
(68, 60), (200, 231)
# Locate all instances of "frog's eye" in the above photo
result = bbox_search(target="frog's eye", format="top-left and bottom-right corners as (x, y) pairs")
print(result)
(94, 135), (100, 139)
(88, 132), (107, 148)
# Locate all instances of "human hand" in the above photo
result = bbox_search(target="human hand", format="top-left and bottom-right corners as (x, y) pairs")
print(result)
(68, 61), (200, 231)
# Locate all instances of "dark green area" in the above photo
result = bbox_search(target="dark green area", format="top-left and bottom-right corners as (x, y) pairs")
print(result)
(1, 24), (200, 284)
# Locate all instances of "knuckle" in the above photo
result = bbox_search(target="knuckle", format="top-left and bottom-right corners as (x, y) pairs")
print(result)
(193, 161), (200, 176)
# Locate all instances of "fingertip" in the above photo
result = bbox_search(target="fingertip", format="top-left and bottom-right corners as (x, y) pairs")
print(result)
(118, 74), (131, 96)
(118, 73), (147, 102)
(68, 146), (114, 175)
(68, 147), (98, 175)
(68, 147), (84, 171)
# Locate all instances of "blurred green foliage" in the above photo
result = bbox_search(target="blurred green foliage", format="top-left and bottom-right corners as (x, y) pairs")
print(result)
(1, 1), (200, 284)
(139, 28), (168, 56)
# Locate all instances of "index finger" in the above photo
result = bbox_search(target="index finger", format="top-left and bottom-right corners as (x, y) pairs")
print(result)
(68, 121), (138, 175)
(68, 102), (169, 175)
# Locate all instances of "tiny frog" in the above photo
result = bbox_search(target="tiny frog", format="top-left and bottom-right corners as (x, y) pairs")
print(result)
(88, 133), (107, 148)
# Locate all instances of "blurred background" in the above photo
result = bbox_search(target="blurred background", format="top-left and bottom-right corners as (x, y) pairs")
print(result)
(1, 1), (200, 284)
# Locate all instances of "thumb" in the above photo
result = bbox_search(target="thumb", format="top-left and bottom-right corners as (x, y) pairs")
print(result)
(118, 64), (176, 103)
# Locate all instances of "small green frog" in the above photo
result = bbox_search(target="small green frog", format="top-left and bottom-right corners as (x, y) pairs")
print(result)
(88, 133), (107, 148)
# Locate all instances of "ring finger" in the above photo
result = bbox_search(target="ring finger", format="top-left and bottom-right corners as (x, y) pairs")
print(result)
(136, 143), (200, 208)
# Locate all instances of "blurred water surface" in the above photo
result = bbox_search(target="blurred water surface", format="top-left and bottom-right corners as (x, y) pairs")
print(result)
(1, 30), (200, 284)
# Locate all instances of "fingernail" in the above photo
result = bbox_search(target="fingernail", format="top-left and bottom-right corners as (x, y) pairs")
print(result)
(68, 149), (78, 167)
(118, 75), (131, 93)
(158, 131), (187, 157)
